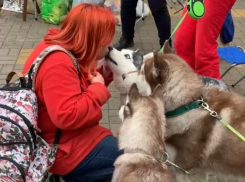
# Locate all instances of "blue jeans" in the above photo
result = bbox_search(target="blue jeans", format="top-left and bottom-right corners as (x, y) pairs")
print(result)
(62, 136), (123, 182)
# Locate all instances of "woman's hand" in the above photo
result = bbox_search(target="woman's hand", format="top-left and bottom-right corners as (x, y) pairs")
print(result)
(102, 62), (112, 78)
(89, 72), (105, 85)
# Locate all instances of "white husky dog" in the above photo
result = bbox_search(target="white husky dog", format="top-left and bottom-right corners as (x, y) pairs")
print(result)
(105, 48), (154, 105)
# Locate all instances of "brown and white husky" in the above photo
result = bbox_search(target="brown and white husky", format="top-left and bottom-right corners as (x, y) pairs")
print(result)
(112, 84), (172, 182)
(107, 41), (245, 181)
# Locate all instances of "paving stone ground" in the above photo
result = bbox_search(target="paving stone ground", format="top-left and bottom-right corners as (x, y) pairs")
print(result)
(1, 0), (245, 181)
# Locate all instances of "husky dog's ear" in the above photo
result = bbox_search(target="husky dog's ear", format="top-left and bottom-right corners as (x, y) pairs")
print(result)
(153, 51), (166, 75)
(152, 51), (159, 78)
(133, 51), (144, 70)
(152, 51), (169, 83)
(151, 84), (163, 100)
(128, 83), (140, 102)
(163, 40), (172, 54)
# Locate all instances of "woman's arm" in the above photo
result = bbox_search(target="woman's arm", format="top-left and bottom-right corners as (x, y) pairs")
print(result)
(38, 52), (111, 130)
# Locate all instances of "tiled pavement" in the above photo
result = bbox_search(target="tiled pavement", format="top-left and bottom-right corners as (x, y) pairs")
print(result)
(1, 0), (245, 181)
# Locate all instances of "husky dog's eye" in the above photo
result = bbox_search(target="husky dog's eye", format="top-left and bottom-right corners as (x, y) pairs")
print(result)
(124, 54), (131, 59)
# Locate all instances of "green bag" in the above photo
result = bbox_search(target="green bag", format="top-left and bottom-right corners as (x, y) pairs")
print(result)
(41, 0), (73, 25)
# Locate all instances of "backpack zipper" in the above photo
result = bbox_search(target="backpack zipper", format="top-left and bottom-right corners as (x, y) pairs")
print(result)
(0, 104), (36, 151)
(0, 115), (33, 154)
(0, 87), (31, 91)
(0, 141), (30, 145)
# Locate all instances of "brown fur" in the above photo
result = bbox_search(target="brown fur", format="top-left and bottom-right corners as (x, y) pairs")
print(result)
(112, 84), (172, 182)
(140, 41), (245, 180)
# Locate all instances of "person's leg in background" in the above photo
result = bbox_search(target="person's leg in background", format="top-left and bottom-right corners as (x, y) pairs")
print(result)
(113, 0), (138, 50)
(148, 0), (172, 48)
(195, 0), (236, 80)
(173, 6), (197, 70)
(62, 136), (123, 182)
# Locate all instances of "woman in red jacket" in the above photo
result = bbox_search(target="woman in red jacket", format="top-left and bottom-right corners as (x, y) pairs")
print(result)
(173, 0), (236, 80)
(22, 3), (122, 182)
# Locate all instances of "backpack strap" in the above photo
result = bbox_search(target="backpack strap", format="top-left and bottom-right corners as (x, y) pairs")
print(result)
(6, 71), (27, 88)
(6, 71), (24, 82)
(26, 46), (82, 149)
(26, 45), (82, 91)
(54, 129), (62, 145)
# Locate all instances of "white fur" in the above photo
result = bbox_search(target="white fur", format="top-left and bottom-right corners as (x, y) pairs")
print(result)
(122, 64), (152, 96)
(118, 105), (125, 122)
(143, 52), (154, 62)
(107, 49), (139, 94)
(203, 108), (231, 158)
(165, 109), (207, 138)
(119, 102), (156, 151)
(106, 48), (152, 95)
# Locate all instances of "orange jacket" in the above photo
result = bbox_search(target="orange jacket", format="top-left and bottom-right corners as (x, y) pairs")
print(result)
(22, 41), (113, 175)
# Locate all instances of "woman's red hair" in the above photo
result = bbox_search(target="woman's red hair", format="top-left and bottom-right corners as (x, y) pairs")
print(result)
(44, 3), (115, 76)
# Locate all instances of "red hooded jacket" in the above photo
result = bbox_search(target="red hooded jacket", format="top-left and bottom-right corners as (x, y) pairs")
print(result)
(22, 40), (113, 175)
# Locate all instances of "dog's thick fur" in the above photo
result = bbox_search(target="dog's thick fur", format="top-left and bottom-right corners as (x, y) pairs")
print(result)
(112, 84), (172, 182)
(121, 42), (245, 181)
(108, 42), (245, 181)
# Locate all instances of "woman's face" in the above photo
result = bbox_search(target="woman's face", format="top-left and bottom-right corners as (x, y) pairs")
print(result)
(97, 43), (111, 60)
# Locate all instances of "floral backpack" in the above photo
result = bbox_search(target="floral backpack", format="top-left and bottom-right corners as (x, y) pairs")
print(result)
(0, 46), (81, 182)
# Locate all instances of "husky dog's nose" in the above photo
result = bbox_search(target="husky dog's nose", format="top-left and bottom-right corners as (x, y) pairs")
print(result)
(122, 74), (126, 80)
(108, 46), (113, 51)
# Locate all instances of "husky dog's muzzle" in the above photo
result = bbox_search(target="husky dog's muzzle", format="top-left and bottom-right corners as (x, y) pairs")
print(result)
(105, 47), (118, 65)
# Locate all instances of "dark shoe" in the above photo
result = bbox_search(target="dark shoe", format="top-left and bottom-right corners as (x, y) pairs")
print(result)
(113, 37), (134, 51)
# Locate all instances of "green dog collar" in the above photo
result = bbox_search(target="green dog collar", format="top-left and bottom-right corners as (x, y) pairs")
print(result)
(165, 101), (201, 118)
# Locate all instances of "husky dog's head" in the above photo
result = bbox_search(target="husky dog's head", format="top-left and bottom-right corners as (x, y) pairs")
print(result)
(106, 48), (144, 74)
(106, 47), (152, 95)
(118, 83), (166, 154)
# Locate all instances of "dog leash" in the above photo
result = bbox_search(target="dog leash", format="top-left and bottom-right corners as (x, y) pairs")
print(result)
(159, 0), (206, 53)
(197, 97), (245, 142)
(167, 161), (208, 182)
(168, 11), (188, 42)
(162, 152), (208, 182)
(158, 12), (188, 53)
